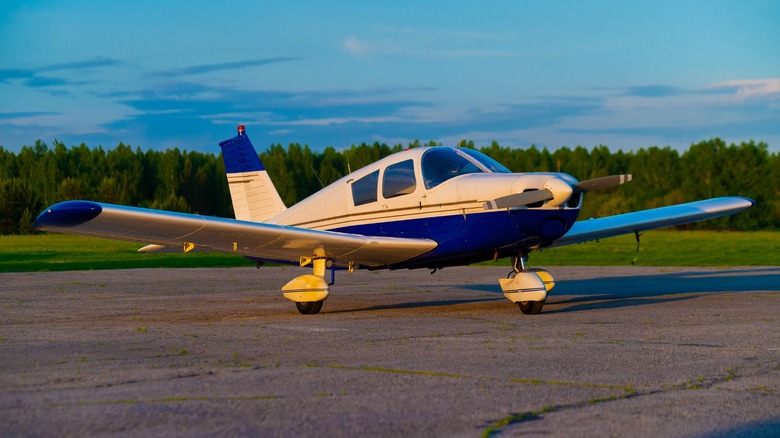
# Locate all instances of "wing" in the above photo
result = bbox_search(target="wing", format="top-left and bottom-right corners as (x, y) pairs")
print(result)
(550, 197), (754, 247)
(33, 201), (437, 267)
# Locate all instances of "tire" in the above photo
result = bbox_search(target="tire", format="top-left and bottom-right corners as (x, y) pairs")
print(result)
(295, 301), (323, 315)
(518, 301), (544, 315)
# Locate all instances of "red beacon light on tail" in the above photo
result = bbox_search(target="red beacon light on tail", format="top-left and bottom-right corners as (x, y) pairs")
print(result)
(237, 125), (246, 136)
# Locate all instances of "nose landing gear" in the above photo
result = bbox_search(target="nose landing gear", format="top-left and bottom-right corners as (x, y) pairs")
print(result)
(498, 254), (555, 315)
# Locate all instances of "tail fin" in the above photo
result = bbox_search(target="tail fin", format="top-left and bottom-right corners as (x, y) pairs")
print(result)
(219, 125), (286, 222)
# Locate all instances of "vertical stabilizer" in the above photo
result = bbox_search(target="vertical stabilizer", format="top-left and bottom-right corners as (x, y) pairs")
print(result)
(219, 126), (286, 222)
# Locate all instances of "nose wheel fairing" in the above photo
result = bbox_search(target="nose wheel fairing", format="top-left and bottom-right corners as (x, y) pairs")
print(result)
(499, 257), (556, 314)
(499, 272), (548, 303)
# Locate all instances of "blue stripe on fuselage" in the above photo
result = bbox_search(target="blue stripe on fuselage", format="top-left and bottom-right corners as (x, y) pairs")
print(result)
(330, 208), (580, 268)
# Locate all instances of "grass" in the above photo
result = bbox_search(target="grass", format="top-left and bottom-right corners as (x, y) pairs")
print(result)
(486, 230), (780, 267)
(0, 234), (253, 272)
(0, 230), (778, 273)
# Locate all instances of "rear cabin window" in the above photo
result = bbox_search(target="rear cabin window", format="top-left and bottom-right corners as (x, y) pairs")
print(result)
(421, 148), (482, 189)
(382, 160), (417, 199)
(351, 170), (379, 206)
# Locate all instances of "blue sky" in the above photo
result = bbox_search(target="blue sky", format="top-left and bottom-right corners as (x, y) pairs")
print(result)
(1, 0), (778, 154)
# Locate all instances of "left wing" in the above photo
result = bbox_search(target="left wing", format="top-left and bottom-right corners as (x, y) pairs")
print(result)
(550, 196), (754, 247)
(33, 201), (437, 267)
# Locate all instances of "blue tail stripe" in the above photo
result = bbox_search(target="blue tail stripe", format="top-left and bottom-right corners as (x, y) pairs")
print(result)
(219, 132), (265, 173)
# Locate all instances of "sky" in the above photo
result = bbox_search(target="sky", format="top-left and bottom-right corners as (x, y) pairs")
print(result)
(1, 0), (779, 154)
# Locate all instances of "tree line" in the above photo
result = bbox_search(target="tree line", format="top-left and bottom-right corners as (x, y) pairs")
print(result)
(1, 137), (777, 234)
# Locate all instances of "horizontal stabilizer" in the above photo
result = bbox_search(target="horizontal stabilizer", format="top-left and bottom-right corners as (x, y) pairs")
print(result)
(137, 243), (211, 253)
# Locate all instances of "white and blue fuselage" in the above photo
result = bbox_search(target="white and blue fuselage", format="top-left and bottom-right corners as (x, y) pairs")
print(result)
(220, 130), (581, 270)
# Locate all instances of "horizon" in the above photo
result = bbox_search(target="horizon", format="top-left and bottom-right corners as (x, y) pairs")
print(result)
(7, 133), (772, 158)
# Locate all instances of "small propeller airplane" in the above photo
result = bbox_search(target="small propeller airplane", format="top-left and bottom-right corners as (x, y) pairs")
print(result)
(34, 125), (754, 315)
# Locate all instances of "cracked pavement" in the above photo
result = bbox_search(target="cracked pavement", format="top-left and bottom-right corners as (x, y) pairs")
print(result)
(1, 266), (778, 436)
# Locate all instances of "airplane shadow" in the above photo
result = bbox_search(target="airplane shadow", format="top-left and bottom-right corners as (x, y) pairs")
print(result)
(470, 267), (780, 314)
(329, 297), (506, 314)
(329, 267), (779, 315)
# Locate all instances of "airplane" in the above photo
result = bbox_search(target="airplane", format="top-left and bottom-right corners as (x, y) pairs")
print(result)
(33, 125), (754, 315)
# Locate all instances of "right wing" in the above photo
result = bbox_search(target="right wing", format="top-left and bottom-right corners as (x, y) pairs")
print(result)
(550, 197), (754, 247)
(33, 201), (437, 268)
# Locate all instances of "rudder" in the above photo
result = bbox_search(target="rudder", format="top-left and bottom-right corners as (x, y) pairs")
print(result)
(219, 125), (286, 222)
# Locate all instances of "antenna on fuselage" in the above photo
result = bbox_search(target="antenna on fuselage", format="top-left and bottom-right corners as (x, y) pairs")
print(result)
(344, 147), (365, 171)
(344, 151), (352, 174)
(310, 164), (325, 189)
(341, 130), (352, 173)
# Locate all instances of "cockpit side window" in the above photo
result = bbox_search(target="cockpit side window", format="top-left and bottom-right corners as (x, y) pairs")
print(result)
(351, 170), (379, 206)
(421, 148), (482, 189)
(382, 159), (417, 199)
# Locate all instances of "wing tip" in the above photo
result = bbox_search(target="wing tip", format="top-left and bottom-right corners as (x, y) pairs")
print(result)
(738, 196), (755, 208)
(718, 196), (755, 212)
(33, 201), (103, 229)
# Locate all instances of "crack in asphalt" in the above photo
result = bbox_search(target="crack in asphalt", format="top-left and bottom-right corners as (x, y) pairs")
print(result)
(479, 363), (777, 437)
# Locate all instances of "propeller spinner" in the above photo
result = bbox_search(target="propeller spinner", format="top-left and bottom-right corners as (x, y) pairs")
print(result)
(483, 174), (632, 210)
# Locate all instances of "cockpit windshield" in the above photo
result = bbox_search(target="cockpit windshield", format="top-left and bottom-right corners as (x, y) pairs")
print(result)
(421, 147), (510, 189)
(458, 148), (511, 174)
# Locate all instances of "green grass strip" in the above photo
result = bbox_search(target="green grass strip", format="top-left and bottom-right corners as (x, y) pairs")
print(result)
(0, 234), (253, 272)
(1, 230), (778, 273)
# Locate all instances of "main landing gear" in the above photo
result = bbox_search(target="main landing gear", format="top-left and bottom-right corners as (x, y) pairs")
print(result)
(281, 251), (555, 316)
(281, 250), (330, 315)
(498, 254), (556, 315)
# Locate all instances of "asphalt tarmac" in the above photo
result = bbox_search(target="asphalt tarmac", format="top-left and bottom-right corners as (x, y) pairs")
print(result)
(1, 265), (778, 437)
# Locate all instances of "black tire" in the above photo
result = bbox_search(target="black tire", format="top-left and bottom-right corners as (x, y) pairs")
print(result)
(296, 301), (323, 315)
(518, 301), (544, 315)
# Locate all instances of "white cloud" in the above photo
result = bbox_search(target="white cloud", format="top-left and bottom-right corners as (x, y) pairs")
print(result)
(343, 35), (371, 57)
(707, 78), (780, 97)
(272, 116), (401, 127)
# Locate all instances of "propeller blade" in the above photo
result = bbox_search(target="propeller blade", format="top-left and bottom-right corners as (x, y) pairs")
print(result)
(483, 189), (554, 210)
(572, 174), (632, 193)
